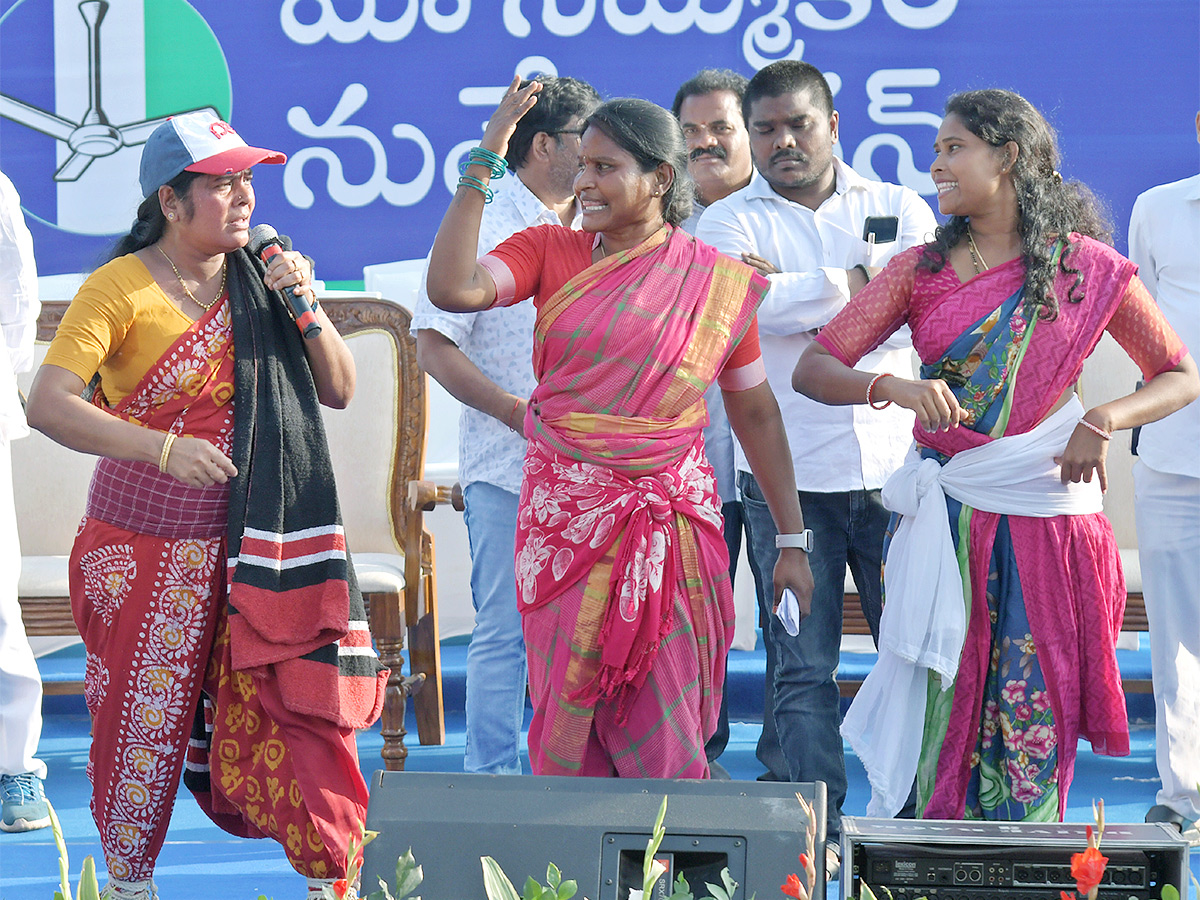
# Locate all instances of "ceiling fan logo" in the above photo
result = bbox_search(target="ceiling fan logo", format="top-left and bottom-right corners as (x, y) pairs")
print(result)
(0, 0), (232, 235)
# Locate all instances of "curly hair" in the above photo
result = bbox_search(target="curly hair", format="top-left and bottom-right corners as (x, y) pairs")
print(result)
(920, 89), (1112, 320)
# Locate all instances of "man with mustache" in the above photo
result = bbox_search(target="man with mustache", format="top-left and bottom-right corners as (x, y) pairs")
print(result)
(672, 69), (782, 782)
(696, 60), (936, 874)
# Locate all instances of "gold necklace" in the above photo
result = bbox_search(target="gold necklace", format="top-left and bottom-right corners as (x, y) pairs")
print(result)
(157, 246), (226, 310)
(965, 229), (990, 275)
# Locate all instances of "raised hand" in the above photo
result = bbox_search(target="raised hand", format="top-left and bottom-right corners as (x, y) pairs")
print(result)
(479, 75), (543, 160)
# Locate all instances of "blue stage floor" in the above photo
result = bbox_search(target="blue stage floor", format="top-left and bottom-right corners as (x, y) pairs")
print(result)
(2, 642), (1195, 900)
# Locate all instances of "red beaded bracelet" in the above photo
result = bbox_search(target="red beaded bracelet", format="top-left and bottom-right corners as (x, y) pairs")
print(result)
(1078, 418), (1112, 441)
(866, 372), (893, 410)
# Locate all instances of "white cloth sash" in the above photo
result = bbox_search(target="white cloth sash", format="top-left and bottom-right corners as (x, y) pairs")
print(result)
(842, 395), (1104, 816)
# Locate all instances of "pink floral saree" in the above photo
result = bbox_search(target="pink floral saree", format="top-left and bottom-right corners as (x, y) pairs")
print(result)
(513, 226), (766, 777)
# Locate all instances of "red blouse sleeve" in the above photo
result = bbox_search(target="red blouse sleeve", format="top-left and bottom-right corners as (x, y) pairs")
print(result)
(1105, 274), (1188, 379)
(815, 247), (920, 366)
(479, 224), (558, 308)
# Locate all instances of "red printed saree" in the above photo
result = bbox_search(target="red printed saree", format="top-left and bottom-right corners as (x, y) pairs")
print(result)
(67, 253), (375, 883)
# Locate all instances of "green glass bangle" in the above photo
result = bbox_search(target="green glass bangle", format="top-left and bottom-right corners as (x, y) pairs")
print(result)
(461, 146), (507, 179)
(457, 174), (495, 204)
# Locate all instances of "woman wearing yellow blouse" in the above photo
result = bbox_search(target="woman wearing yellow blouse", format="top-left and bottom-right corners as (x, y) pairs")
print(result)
(27, 112), (383, 900)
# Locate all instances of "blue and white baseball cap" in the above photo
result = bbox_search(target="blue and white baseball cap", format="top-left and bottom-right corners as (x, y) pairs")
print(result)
(139, 110), (286, 197)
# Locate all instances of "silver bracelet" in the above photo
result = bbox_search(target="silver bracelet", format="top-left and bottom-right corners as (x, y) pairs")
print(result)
(775, 530), (813, 552)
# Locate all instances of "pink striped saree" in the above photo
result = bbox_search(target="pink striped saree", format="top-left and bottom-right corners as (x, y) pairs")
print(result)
(508, 226), (767, 777)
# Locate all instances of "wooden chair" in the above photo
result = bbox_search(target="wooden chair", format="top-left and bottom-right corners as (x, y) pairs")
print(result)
(15, 297), (448, 769)
(317, 296), (446, 765)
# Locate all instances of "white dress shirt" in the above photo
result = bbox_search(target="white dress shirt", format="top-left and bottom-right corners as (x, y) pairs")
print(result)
(411, 173), (578, 494)
(697, 158), (937, 491)
(1128, 173), (1200, 479)
(680, 201), (737, 505)
(0, 172), (39, 442)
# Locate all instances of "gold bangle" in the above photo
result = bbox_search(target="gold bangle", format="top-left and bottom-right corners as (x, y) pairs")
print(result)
(158, 432), (176, 473)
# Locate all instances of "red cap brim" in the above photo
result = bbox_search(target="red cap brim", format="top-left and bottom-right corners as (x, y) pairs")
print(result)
(186, 145), (287, 175)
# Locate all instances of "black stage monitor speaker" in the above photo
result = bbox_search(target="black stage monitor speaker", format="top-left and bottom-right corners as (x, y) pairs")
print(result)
(841, 817), (1191, 900)
(362, 772), (826, 900)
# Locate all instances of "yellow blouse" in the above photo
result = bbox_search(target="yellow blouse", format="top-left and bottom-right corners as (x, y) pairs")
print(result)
(42, 254), (197, 405)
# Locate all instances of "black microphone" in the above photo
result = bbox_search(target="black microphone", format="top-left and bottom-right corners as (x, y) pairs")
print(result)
(248, 223), (322, 339)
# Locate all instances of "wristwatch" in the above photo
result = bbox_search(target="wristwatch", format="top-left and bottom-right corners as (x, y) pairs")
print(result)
(775, 530), (814, 552)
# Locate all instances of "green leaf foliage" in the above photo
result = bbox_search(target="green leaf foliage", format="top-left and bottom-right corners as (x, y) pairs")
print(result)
(482, 856), (523, 900)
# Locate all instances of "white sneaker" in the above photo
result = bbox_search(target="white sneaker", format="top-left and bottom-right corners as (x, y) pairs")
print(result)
(0, 772), (51, 832)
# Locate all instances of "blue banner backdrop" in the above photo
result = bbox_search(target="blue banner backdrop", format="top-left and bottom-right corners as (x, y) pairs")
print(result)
(1, 0), (1196, 281)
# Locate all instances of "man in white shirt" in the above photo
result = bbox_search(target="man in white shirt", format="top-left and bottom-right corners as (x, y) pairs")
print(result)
(411, 76), (600, 774)
(697, 60), (936, 853)
(0, 170), (47, 832)
(1128, 112), (1200, 845)
(673, 68), (783, 779)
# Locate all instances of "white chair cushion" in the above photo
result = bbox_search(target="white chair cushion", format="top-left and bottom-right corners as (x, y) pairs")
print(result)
(353, 551), (405, 595)
(18, 555), (71, 597)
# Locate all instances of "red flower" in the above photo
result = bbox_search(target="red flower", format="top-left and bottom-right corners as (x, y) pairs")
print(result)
(782, 873), (804, 899)
(1061, 891), (1076, 900)
(1070, 846), (1108, 895)
(332, 878), (349, 899)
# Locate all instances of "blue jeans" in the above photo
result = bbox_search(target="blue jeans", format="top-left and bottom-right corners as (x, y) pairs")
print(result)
(704, 500), (744, 765)
(739, 473), (886, 838)
(462, 482), (527, 774)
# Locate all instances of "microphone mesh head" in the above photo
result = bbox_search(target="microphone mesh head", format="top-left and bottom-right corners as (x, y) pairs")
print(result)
(247, 223), (279, 255)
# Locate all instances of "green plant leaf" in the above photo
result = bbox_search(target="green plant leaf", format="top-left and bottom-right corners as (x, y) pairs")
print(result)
(546, 862), (562, 892)
(47, 801), (73, 900)
(859, 884), (878, 900)
(78, 856), (101, 900)
(557, 878), (578, 900)
(720, 868), (738, 899)
(393, 848), (424, 898)
(1159, 885), (1179, 900)
(363, 875), (395, 900)
(666, 872), (693, 900)
(524, 875), (545, 900)
(704, 871), (739, 900)
(482, 856), (523, 900)
(644, 796), (669, 893)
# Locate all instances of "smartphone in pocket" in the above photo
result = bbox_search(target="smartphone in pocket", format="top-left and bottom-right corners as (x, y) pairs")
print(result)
(863, 215), (899, 244)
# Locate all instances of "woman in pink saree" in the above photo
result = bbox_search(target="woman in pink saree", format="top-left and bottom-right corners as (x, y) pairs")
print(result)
(428, 80), (813, 778)
(795, 90), (1198, 821)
